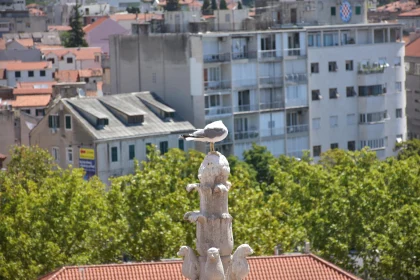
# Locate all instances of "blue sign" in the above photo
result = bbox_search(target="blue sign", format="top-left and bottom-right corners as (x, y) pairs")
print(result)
(340, 1), (352, 23)
(80, 159), (96, 180)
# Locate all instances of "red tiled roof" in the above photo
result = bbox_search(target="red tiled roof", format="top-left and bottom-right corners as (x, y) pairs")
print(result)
(16, 81), (56, 89)
(48, 25), (72, 32)
(0, 153), (6, 160)
(110, 13), (163, 22)
(406, 36), (420, 56)
(83, 17), (109, 33)
(39, 254), (361, 280)
(86, 90), (98, 97)
(13, 88), (52, 95)
(41, 47), (101, 61)
(55, 70), (79, 83)
(10, 94), (51, 108)
(78, 68), (103, 78)
(399, 7), (420, 17)
(29, 8), (46, 16)
(377, 0), (417, 13)
(5, 61), (51, 71)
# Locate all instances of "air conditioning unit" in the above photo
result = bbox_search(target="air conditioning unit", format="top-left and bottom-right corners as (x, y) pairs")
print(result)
(51, 128), (57, 134)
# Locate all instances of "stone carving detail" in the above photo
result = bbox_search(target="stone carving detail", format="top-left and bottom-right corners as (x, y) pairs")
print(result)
(178, 246), (199, 280)
(179, 152), (253, 279)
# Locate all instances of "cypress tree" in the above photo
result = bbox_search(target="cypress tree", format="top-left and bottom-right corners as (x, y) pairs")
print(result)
(63, 1), (88, 47)
(219, 0), (228, 10)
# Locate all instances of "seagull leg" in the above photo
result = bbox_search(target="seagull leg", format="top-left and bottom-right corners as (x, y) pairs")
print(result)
(210, 142), (214, 152)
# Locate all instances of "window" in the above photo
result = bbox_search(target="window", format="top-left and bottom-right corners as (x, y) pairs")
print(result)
(358, 85), (384, 96)
(311, 63), (319, 73)
(346, 86), (356, 97)
(345, 60), (353, 71)
(159, 141), (168, 154)
(94, 55), (100, 62)
(48, 115), (60, 128)
(312, 118), (321, 130)
(67, 57), (73, 64)
(205, 95), (220, 108)
(313, 145), (321, 157)
(396, 108), (402, 118)
(329, 88), (339, 99)
(328, 61), (338, 72)
(25, 22), (30, 28)
(28, 70), (34, 77)
(40, 70), (46, 77)
(47, 58), (55, 64)
(394, 57), (401, 66)
(152, 73), (157, 83)
(347, 114), (356, 125)
(111, 147), (118, 162)
(65, 115), (72, 130)
(22, 109), (30, 114)
(360, 138), (385, 150)
(331, 6), (336, 16)
(330, 115), (338, 127)
(348, 141), (356, 151)
(355, 6), (361, 15)
(308, 33), (321, 47)
(35, 109), (45, 116)
(15, 71), (21, 78)
(66, 148), (73, 164)
(331, 143), (338, 149)
(359, 111), (388, 123)
(178, 139), (184, 151)
(225, 14), (230, 22)
(52, 147), (59, 161)
(129, 144), (135, 160)
(416, 63), (420, 75)
(312, 90), (321, 101)
(395, 82), (402, 91)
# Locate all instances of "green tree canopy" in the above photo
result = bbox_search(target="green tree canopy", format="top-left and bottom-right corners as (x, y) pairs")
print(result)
(202, 0), (213, 15)
(62, 3), (88, 48)
(211, 0), (218, 11)
(165, 0), (180, 11)
(219, 0), (228, 10)
(237, 1), (243, 9)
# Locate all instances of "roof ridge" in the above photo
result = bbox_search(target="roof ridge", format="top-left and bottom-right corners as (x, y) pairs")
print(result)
(309, 253), (361, 280)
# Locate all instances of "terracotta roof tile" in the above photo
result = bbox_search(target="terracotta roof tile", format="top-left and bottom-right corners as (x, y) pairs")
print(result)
(86, 90), (98, 97)
(29, 8), (46, 16)
(41, 47), (101, 61)
(16, 81), (56, 89)
(78, 68), (103, 78)
(377, 0), (417, 13)
(13, 88), (52, 95)
(48, 25), (72, 32)
(406, 36), (420, 56)
(14, 38), (34, 48)
(0, 153), (6, 160)
(110, 13), (163, 22)
(5, 61), (51, 71)
(55, 70), (79, 83)
(83, 17), (109, 33)
(39, 254), (361, 280)
(399, 7), (420, 17)
(10, 94), (51, 108)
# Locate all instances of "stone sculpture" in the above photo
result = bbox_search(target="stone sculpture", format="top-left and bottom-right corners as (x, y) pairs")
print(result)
(179, 150), (253, 279)
(178, 246), (199, 280)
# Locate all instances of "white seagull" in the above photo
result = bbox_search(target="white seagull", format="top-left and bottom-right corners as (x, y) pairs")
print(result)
(181, 120), (228, 153)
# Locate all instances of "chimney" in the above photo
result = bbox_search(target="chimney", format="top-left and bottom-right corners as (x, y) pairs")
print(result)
(304, 241), (310, 254)
(274, 244), (283, 255)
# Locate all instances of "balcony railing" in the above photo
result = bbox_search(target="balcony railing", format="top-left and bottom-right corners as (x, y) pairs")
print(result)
(287, 124), (309, 134)
(258, 50), (281, 59)
(260, 128), (285, 137)
(285, 73), (307, 83)
(232, 51), (257, 60)
(205, 106), (232, 116)
(260, 101), (284, 110)
(233, 104), (259, 113)
(259, 77), (283, 87)
(284, 48), (302, 56)
(232, 79), (257, 89)
(203, 53), (231, 63)
(234, 130), (259, 140)
(357, 64), (385, 75)
(287, 150), (304, 158)
(204, 80), (231, 91)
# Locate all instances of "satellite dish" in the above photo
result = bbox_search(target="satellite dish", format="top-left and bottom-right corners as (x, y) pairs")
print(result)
(77, 88), (86, 97)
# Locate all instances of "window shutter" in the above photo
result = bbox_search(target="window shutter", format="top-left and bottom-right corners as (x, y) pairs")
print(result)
(48, 116), (52, 128)
(56, 116), (60, 128)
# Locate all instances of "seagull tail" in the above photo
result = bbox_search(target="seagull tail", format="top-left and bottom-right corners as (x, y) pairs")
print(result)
(180, 134), (194, 141)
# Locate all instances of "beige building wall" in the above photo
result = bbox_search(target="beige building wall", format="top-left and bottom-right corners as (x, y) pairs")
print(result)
(0, 108), (18, 165)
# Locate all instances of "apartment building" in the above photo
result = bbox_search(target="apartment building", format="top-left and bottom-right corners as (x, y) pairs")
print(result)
(40, 47), (102, 71)
(405, 37), (420, 139)
(4, 61), (54, 87)
(0, 10), (47, 35)
(110, 1), (406, 159)
(30, 92), (195, 183)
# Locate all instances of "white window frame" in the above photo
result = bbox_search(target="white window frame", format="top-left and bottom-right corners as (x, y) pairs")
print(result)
(66, 147), (73, 164)
(65, 114), (72, 131)
(52, 147), (59, 162)
(395, 82), (402, 92)
(329, 115), (338, 128)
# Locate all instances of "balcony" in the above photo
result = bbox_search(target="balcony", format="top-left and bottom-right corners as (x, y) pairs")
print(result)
(234, 130), (259, 141)
(234, 104), (259, 113)
(205, 106), (232, 117)
(203, 53), (231, 63)
(287, 124), (308, 134)
(232, 51), (257, 60)
(232, 79), (257, 89)
(204, 80), (231, 92)
(260, 127), (285, 137)
(258, 50), (282, 60)
(259, 77), (283, 87)
(260, 101), (284, 110)
(284, 48), (303, 57)
(285, 73), (307, 84)
(357, 64), (385, 75)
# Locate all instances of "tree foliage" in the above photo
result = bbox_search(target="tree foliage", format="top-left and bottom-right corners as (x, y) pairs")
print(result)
(165, 0), (180, 11)
(211, 0), (217, 11)
(237, 1), (243, 9)
(62, 3), (88, 48)
(202, 0), (213, 15)
(219, 0), (228, 10)
(1, 142), (420, 279)
(126, 6), (140, 13)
